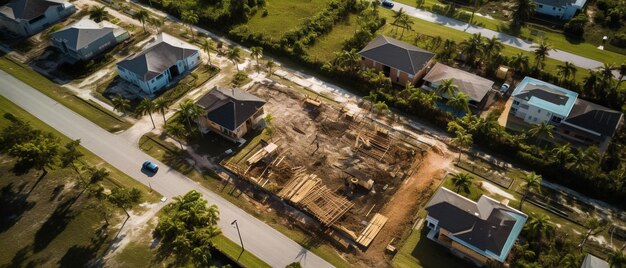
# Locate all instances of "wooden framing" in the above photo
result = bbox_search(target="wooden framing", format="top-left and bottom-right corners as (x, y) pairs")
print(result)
(356, 213), (388, 247)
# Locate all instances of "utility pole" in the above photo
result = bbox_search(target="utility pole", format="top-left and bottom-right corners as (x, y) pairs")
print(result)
(231, 220), (244, 253)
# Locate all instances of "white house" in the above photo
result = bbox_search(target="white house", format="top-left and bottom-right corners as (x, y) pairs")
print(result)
(50, 19), (129, 61)
(0, 0), (76, 36)
(116, 33), (200, 94)
(534, 0), (586, 20)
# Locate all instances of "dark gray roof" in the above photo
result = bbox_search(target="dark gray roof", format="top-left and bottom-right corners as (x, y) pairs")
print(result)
(0, 0), (65, 20)
(563, 99), (623, 136)
(425, 188), (526, 258)
(51, 19), (121, 51)
(515, 88), (569, 105)
(358, 35), (435, 75)
(196, 87), (265, 131)
(117, 33), (199, 81)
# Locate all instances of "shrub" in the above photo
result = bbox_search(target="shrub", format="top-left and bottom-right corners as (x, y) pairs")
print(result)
(262, 8), (268, 17)
(564, 13), (586, 37)
(611, 32), (626, 47)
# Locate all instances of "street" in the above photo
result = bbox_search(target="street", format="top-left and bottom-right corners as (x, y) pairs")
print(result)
(0, 70), (333, 268)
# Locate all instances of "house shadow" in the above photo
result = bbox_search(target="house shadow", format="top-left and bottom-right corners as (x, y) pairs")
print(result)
(410, 229), (476, 268)
(0, 183), (36, 233)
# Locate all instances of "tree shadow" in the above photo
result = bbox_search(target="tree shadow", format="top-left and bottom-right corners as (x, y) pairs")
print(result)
(32, 198), (77, 252)
(0, 183), (36, 233)
(58, 224), (109, 268)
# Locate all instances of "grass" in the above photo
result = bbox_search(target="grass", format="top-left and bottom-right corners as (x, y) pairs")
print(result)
(212, 234), (271, 268)
(138, 131), (351, 268)
(306, 14), (358, 62)
(246, 0), (333, 40)
(391, 228), (475, 268)
(0, 56), (131, 132)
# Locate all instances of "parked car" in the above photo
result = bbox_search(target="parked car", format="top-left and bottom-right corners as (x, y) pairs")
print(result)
(500, 83), (511, 94)
(382, 0), (394, 7)
(142, 161), (159, 173)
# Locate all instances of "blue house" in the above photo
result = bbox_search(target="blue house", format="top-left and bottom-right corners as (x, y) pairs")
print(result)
(116, 33), (200, 95)
(50, 18), (129, 61)
(425, 187), (527, 267)
(534, 0), (586, 20)
(0, 0), (76, 36)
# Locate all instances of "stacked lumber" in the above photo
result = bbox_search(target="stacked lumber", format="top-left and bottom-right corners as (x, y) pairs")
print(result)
(278, 167), (321, 203)
(356, 213), (388, 247)
(246, 143), (278, 165)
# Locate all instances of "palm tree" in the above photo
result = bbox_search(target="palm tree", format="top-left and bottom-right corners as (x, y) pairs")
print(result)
(201, 38), (215, 67)
(598, 63), (616, 88)
(147, 16), (164, 33)
(178, 99), (203, 131)
(112, 97), (131, 115)
(509, 52), (530, 75)
(583, 70), (602, 98)
(450, 172), (473, 194)
(447, 92), (470, 116)
(511, 0), (537, 26)
(615, 63), (626, 91)
(524, 213), (554, 240)
(392, 8), (407, 34)
(451, 129), (473, 162)
(153, 98), (169, 127)
(136, 98), (156, 129)
(459, 33), (484, 67)
(334, 49), (361, 72)
(568, 146), (600, 172)
(250, 46), (263, 71)
(531, 39), (554, 71)
(132, 10), (150, 33)
(166, 122), (186, 150)
(398, 14), (413, 38)
(227, 47), (242, 72)
(435, 79), (459, 99)
(579, 217), (605, 249)
(89, 6), (108, 23)
(608, 249), (625, 268)
(60, 139), (83, 172)
(527, 122), (554, 144)
(559, 253), (581, 268)
(550, 143), (572, 165)
(181, 10), (199, 40)
(557, 61), (578, 83)
(266, 60), (276, 76)
(520, 172), (542, 209)
(438, 40), (457, 63)
(483, 36), (504, 64)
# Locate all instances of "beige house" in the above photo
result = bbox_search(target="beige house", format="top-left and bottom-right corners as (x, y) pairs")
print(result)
(425, 187), (528, 267)
(358, 35), (436, 86)
(422, 63), (495, 110)
(195, 87), (266, 142)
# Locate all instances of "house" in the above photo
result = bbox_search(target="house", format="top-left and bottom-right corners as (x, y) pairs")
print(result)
(534, 0), (586, 20)
(50, 18), (129, 61)
(0, 0), (76, 36)
(116, 33), (200, 94)
(358, 35), (436, 86)
(425, 187), (528, 267)
(195, 87), (266, 142)
(422, 63), (495, 110)
(581, 254), (609, 268)
(508, 77), (623, 151)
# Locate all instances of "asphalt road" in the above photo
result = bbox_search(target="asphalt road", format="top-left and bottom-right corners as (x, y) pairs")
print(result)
(0, 70), (333, 268)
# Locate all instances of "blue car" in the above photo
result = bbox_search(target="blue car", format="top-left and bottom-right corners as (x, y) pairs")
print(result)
(382, 0), (394, 7)
(142, 161), (159, 173)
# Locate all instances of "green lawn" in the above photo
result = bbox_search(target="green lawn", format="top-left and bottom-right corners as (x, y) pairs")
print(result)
(307, 14), (359, 62)
(0, 56), (131, 133)
(246, 0), (332, 40)
(392, 228), (475, 268)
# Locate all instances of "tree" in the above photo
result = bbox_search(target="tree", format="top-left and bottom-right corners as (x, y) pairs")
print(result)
(397, 13), (413, 38)
(181, 10), (199, 40)
(438, 40), (457, 63)
(147, 16), (164, 33)
(449, 124), (473, 161)
(201, 39), (215, 67)
(527, 122), (554, 144)
(9, 132), (59, 179)
(0, 115), (40, 151)
(520, 172), (542, 209)
(509, 52), (530, 75)
(459, 33), (484, 67)
(132, 10), (150, 33)
(333, 49), (361, 72)
(550, 143), (572, 165)
(511, 0), (537, 26)
(579, 217), (606, 249)
(446, 92), (470, 116)
(451, 172), (473, 194)
(136, 98), (156, 129)
(108, 187), (142, 218)
(153, 98), (169, 127)
(568, 146), (600, 173)
(391, 8), (407, 34)
(89, 184), (110, 226)
(531, 39), (554, 71)
(165, 122), (186, 150)
(608, 249), (626, 268)
(373, 101), (389, 114)
(598, 63), (616, 88)
(112, 97), (131, 115)
(435, 79), (459, 99)
(557, 61), (578, 83)
(524, 213), (554, 240)
(250, 46), (263, 72)
(178, 99), (203, 131)
(227, 47), (242, 72)
(89, 6), (108, 23)
(615, 63), (626, 91)
(559, 253), (581, 268)
(60, 139), (83, 172)
(583, 70), (602, 98)
(483, 36), (504, 64)
(266, 60), (277, 76)
(154, 190), (221, 266)
(415, 0), (425, 8)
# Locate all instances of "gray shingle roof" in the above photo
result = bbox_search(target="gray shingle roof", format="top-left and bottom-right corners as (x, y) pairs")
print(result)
(0, 0), (66, 20)
(423, 63), (494, 102)
(51, 19), (123, 51)
(563, 99), (623, 136)
(358, 35), (435, 75)
(117, 33), (199, 81)
(196, 87), (265, 131)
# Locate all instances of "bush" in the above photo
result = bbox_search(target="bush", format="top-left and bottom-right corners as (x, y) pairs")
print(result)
(564, 13), (587, 37)
(611, 32), (626, 47)
(262, 8), (268, 17)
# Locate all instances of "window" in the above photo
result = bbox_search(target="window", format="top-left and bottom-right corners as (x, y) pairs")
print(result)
(513, 100), (520, 105)
(537, 109), (542, 114)
(538, 4), (543, 7)
(533, 117), (538, 122)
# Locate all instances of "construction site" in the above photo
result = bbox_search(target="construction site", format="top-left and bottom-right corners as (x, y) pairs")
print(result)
(222, 81), (431, 249)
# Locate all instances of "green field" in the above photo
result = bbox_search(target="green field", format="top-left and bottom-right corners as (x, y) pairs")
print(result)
(0, 96), (157, 267)
(0, 56), (131, 133)
(307, 14), (359, 62)
(246, 0), (332, 39)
